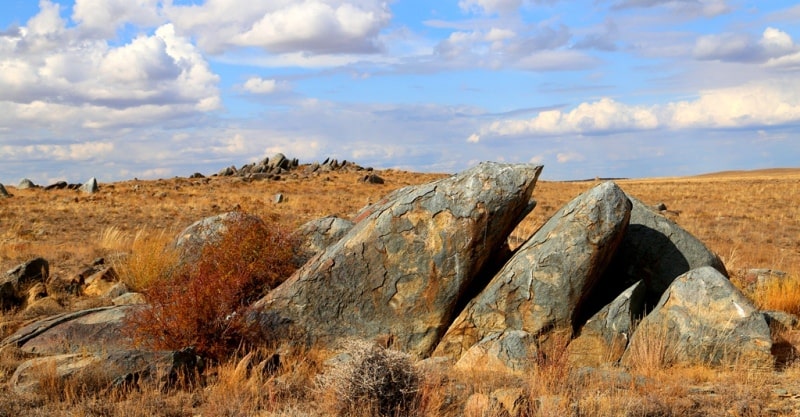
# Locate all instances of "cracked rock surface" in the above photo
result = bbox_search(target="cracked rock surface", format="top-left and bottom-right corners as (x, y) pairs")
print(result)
(433, 181), (631, 361)
(622, 266), (773, 368)
(250, 162), (543, 357)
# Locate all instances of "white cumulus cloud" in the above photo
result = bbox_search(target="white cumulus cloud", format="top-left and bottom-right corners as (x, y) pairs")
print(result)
(166, 0), (391, 55)
(471, 79), (800, 140)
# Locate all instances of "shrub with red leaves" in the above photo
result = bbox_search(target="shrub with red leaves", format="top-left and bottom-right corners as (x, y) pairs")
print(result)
(127, 212), (297, 360)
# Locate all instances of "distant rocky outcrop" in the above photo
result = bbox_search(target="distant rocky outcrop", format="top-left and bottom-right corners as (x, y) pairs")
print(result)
(214, 153), (370, 181)
(249, 162), (543, 357)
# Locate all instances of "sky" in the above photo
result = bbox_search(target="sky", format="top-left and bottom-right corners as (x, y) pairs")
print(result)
(0, 0), (798, 184)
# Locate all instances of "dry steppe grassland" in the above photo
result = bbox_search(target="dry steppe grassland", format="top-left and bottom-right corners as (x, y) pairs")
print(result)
(0, 166), (799, 416)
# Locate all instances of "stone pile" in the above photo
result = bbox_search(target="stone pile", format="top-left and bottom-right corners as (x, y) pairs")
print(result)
(214, 153), (369, 181)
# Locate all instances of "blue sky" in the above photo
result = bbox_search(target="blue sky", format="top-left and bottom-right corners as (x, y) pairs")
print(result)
(1, 0), (798, 184)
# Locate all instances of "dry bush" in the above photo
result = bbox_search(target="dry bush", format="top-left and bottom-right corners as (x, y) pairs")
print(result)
(126, 213), (297, 361)
(750, 273), (800, 316)
(113, 228), (178, 292)
(318, 340), (421, 417)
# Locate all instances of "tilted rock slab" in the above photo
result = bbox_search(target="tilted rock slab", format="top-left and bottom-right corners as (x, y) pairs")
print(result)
(622, 266), (772, 368)
(433, 181), (631, 361)
(567, 280), (646, 367)
(587, 196), (728, 312)
(250, 162), (543, 357)
(2, 305), (140, 355)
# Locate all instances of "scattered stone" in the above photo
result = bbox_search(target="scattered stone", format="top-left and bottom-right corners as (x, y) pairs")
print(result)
(189, 172), (205, 179)
(17, 178), (36, 189)
(434, 181), (630, 361)
(2, 258), (50, 309)
(112, 292), (147, 306)
(360, 173), (385, 184)
(654, 202), (667, 211)
(567, 280), (646, 367)
(622, 266), (773, 368)
(82, 267), (120, 297)
(273, 193), (284, 204)
(79, 177), (99, 194)
(249, 162), (543, 357)
(0, 183), (9, 197)
(763, 310), (799, 329)
(44, 181), (68, 190)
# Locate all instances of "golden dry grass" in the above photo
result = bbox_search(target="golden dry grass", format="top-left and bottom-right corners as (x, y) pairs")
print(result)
(0, 166), (799, 416)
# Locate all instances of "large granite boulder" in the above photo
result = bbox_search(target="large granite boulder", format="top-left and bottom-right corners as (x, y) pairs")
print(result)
(454, 330), (538, 374)
(433, 181), (631, 361)
(293, 216), (354, 266)
(622, 266), (772, 368)
(249, 162), (543, 357)
(567, 280), (646, 367)
(583, 196), (728, 317)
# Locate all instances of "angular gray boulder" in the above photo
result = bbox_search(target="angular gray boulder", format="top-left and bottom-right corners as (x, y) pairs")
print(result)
(622, 266), (772, 368)
(293, 215), (355, 266)
(567, 280), (646, 367)
(249, 162), (543, 357)
(584, 196), (727, 316)
(454, 330), (538, 374)
(433, 181), (631, 361)
(79, 177), (99, 194)
(17, 178), (36, 189)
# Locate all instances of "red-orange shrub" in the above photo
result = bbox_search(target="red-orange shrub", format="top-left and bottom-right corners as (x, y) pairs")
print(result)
(127, 212), (297, 360)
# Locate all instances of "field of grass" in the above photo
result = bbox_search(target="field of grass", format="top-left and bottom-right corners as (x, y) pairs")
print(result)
(1, 166), (799, 416)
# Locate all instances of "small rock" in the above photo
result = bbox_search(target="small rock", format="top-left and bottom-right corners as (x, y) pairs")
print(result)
(44, 181), (68, 190)
(0, 183), (10, 198)
(360, 173), (384, 184)
(654, 202), (667, 211)
(273, 193), (284, 204)
(189, 172), (205, 179)
(79, 177), (99, 194)
(17, 178), (36, 189)
(112, 292), (147, 306)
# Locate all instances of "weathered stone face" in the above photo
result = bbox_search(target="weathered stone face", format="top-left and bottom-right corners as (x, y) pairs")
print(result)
(3, 305), (140, 355)
(584, 196), (728, 317)
(293, 216), (354, 267)
(250, 162), (543, 357)
(567, 280), (646, 367)
(433, 181), (631, 361)
(173, 211), (264, 265)
(622, 266), (773, 368)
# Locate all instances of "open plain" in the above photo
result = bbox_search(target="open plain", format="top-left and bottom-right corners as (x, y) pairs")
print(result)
(1, 165), (799, 416)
